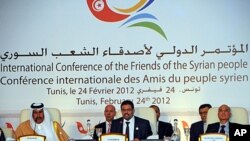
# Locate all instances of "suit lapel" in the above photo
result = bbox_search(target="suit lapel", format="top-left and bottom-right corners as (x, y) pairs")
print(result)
(158, 121), (163, 135)
(215, 123), (220, 132)
(134, 117), (138, 137)
(102, 123), (106, 134)
(119, 119), (124, 133)
(199, 122), (204, 133)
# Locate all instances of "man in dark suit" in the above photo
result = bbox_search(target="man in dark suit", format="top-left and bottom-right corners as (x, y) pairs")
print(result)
(93, 104), (116, 140)
(189, 104), (212, 141)
(111, 100), (152, 141)
(0, 128), (6, 141)
(206, 104), (243, 141)
(150, 105), (173, 139)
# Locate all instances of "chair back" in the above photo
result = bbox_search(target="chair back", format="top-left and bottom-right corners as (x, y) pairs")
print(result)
(20, 108), (61, 124)
(1, 128), (14, 139)
(116, 107), (157, 135)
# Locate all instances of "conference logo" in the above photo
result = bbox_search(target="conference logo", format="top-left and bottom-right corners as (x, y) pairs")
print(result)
(86, 0), (167, 40)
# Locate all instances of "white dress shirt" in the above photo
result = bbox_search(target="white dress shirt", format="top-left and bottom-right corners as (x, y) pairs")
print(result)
(123, 116), (135, 140)
(106, 121), (111, 133)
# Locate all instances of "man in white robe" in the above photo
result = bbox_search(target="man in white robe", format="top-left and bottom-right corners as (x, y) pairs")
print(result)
(15, 103), (69, 141)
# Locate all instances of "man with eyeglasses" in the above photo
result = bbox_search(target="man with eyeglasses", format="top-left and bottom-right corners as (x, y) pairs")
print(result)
(190, 104), (212, 141)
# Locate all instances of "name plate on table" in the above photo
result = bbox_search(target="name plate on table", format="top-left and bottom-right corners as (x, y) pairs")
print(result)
(199, 133), (228, 141)
(18, 135), (46, 141)
(100, 133), (128, 141)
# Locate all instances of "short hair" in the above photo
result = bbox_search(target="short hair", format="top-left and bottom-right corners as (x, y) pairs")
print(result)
(199, 104), (212, 111)
(149, 105), (160, 112)
(120, 100), (134, 109)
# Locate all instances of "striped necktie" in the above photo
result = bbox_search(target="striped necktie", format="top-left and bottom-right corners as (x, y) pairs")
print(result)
(107, 122), (111, 133)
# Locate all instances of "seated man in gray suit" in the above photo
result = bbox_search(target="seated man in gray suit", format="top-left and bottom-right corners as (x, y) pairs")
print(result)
(111, 100), (152, 141)
(93, 104), (116, 140)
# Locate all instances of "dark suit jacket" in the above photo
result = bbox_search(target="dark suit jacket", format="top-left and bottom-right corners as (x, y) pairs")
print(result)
(206, 122), (242, 141)
(93, 122), (107, 140)
(158, 121), (173, 139)
(0, 128), (6, 141)
(189, 121), (205, 141)
(110, 116), (152, 140)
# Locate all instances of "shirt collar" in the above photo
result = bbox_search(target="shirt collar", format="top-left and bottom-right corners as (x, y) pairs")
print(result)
(220, 121), (229, 126)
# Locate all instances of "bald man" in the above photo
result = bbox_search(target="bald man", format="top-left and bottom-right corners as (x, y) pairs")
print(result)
(93, 104), (116, 140)
(206, 104), (243, 140)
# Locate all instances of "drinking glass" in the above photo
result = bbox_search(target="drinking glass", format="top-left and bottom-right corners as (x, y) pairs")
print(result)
(184, 128), (190, 141)
(95, 128), (102, 138)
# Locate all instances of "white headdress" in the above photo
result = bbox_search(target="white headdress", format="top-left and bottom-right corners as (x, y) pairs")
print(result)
(30, 103), (58, 141)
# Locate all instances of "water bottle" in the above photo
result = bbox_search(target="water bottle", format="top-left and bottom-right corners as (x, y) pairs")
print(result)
(170, 119), (181, 141)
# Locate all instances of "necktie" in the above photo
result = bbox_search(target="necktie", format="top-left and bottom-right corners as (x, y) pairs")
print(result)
(126, 122), (130, 141)
(220, 125), (225, 134)
(107, 122), (111, 133)
(203, 123), (206, 133)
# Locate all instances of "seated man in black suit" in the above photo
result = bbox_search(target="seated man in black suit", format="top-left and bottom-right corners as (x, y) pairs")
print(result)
(0, 128), (6, 141)
(206, 104), (243, 141)
(93, 104), (116, 140)
(150, 105), (173, 139)
(189, 104), (212, 141)
(111, 100), (152, 141)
